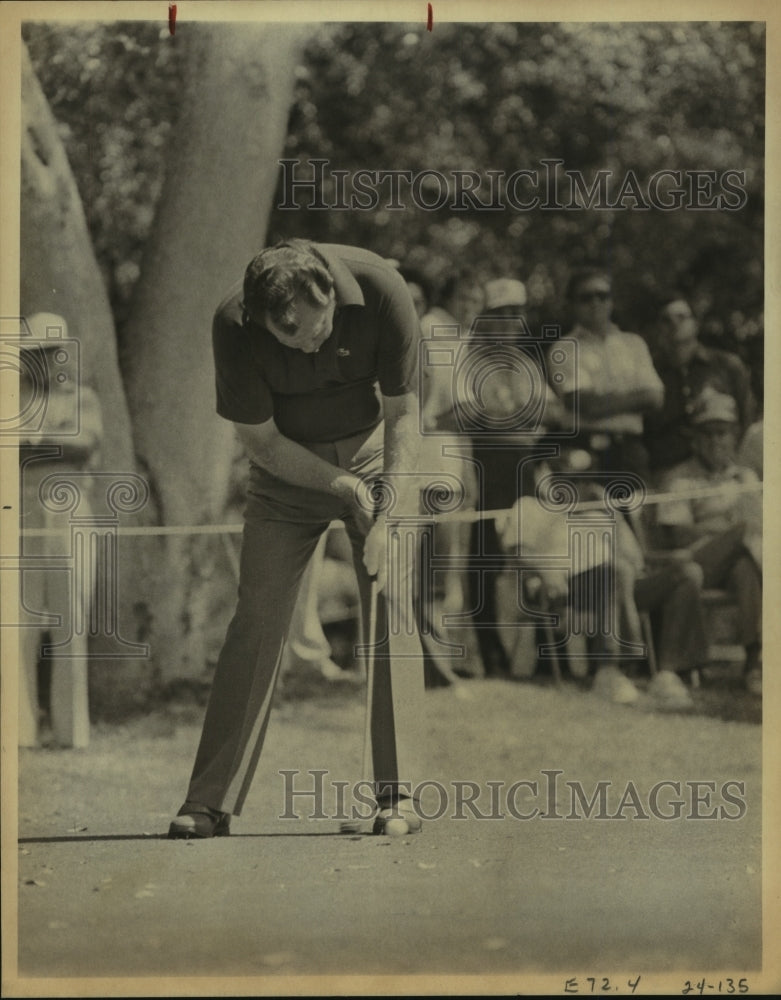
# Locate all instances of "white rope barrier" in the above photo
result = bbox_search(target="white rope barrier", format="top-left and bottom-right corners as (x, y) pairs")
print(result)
(15, 479), (762, 537)
(434, 479), (764, 525)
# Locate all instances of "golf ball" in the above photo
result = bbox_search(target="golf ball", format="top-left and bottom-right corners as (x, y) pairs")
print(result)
(384, 817), (409, 837)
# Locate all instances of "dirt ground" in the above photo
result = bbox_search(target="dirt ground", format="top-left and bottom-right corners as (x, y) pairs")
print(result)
(8, 657), (772, 998)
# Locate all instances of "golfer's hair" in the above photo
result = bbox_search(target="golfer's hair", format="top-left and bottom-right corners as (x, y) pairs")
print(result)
(243, 239), (334, 334)
(566, 265), (612, 301)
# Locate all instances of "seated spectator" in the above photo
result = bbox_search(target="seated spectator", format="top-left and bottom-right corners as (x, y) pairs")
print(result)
(738, 417), (763, 480)
(644, 294), (757, 476)
(655, 389), (762, 695)
(497, 484), (707, 708)
(550, 267), (664, 483)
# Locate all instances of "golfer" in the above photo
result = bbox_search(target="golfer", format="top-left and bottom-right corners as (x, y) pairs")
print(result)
(169, 240), (425, 838)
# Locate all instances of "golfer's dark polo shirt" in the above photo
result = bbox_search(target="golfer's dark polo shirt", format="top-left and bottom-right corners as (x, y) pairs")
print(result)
(213, 244), (418, 444)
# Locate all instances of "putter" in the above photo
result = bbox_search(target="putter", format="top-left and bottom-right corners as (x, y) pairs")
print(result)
(339, 578), (378, 834)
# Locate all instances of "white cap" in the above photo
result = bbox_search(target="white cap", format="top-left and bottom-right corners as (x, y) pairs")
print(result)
(25, 312), (69, 346)
(690, 387), (738, 426)
(484, 278), (527, 310)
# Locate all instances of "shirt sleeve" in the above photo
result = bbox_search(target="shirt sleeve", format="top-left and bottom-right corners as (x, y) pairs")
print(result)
(655, 471), (695, 527)
(737, 421), (763, 478)
(374, 266), (420, 397)
(726, 352), (757, 428)
(629, 334), (665, 395)
(548, 339), (593, 397)
(735, 466), (762, 535)
(212, 305), (274, 425)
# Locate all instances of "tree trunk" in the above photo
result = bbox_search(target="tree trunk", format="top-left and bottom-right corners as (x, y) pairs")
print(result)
(120, 24), (310, 685)
(20, 43), (157, 714)
(20, 42), (135, 474)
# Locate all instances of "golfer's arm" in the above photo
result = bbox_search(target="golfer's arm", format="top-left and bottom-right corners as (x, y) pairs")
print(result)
(234, 419), (361, 503)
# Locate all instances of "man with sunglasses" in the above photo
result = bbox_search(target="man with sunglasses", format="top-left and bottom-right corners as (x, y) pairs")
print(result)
(550, 266), (664, 484)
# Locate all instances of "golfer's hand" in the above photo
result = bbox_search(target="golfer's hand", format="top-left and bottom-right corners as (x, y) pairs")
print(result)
(363, 516), (388, 592)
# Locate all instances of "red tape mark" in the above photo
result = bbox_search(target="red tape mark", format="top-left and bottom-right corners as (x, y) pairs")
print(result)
(168, 3), (177, 35)
(427, 3), (433, 31)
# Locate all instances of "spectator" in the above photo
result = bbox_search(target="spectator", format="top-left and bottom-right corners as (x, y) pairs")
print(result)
(417, 270), (483, 626)
(738, 418), (763, 480)
(655, 389), (762, 696)
(550, 267), (664, 483)
(419, 268), (485, 435)
(466, 277), (562, 677)
(18, 313), (103, 747)
(397, 266), (431, 322)
(279, 530), (358, 683)
(498, 481), (706, 708)
(644, 294), (756, 476)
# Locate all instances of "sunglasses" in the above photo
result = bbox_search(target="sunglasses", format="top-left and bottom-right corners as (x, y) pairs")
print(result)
(577, 290), (611, 303)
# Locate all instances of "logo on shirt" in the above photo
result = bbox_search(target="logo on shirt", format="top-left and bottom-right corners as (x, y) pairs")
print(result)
(337, 347), (351, 357)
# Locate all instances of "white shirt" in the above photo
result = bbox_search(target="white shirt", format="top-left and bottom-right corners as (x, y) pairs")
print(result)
(554, 323), (664, 435)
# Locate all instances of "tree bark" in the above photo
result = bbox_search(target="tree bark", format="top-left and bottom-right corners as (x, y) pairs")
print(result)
(20, 43), (157, 714)
(20, 42), (135, 473)
(120, 23), (310, 684)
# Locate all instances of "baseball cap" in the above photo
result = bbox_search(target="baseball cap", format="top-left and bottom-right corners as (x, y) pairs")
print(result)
(484, 278), (526, 311)
(23, 312), (69, 347)
(690, 388), (739, 426)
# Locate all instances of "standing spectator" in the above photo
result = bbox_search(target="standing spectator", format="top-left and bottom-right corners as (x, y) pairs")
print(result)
(397, 266), (431, 322)
(550, 267), (664, 483)
(644, 294), (756, 476)
(655, 389), (762, 695)
(419, 268), (485, 436)
(467, 277), (562, 677)
(18, 313), (103, 747)
(417, 269), (483, 622)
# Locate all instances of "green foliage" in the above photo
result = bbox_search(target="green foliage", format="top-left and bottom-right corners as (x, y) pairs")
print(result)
(269, 20), (765, 346)
(25, 19), (764, 358)
(23, 21), (186, 331)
